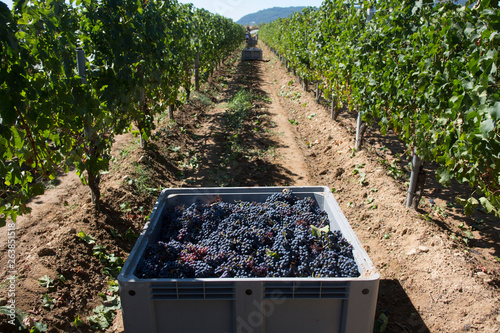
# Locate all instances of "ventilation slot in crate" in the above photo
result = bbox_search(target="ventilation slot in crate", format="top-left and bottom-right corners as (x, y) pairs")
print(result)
(151, 282), (235, 300)
(263, 281), (350, 299)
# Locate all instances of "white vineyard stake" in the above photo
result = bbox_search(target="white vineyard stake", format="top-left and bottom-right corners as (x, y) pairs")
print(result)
(355, 109), (362, 150)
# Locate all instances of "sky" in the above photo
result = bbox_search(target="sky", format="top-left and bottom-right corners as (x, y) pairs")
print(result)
(2, 1), (323, 22)
(176, 0), (324, 22)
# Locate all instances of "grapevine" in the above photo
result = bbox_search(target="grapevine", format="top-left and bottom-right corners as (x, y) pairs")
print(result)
(260, 1), (500, 215)
(0, 0), (244, 224)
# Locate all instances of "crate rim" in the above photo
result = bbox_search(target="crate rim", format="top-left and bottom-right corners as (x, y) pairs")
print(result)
(118, 185), (379, 283)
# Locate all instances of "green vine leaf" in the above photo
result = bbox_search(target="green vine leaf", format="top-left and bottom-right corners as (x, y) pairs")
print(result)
(310, 225), (330, 238)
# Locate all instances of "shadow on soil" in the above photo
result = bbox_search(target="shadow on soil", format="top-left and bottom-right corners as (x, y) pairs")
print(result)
(181, 58), (298, 187)
(377, 279), (430, 333)
(323, 100), (500, 275)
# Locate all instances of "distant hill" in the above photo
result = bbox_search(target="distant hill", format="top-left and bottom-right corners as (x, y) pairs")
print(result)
(236, 1), (477, 26)
(236, 6), (306, 26)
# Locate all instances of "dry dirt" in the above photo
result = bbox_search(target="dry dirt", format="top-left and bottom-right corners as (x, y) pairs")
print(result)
(1, 44), (499, 333)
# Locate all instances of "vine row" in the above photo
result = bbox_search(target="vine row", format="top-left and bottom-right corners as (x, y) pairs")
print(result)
(260, 0), (500, 216)
(0, 0), (245, 224)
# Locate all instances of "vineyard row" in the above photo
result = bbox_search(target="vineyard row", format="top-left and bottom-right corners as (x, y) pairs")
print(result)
(0, 0), (245, 224)
(259, 0), (500, 216)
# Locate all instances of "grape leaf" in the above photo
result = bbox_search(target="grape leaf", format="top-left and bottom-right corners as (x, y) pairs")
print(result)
(488, 102), (500, 120)
(265, 248), (279, 259)
(310, 225), (330, 238)
(479, 197), (494, 213)
(479, 118), (494, 139)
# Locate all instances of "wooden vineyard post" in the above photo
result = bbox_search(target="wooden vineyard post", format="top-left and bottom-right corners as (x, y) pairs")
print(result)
(168, 104), (174, 120)
(195, 52), (200, 91)
(406, 151), (425, 209)
(355, 109), (367, 150)
(331, 98), (336, 120)
(76, 48), (87, 85)
(367, 6), (376, 22)
(330, 91), (341, 120)
(353, 7), (376, 151)
(315, 82), (321, 103)
(303, 78), (308, 92)
(184, 61), (191, 101)
(76, 47), (99, 207)
(139, 88), (146, 149)
(355, 111), (362, 150)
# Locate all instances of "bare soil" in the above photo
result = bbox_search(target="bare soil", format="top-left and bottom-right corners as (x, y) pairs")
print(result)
(1, 44), (499, 333)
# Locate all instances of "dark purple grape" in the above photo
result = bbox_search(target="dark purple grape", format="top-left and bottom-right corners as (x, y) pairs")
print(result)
(134, 190), (359, 279)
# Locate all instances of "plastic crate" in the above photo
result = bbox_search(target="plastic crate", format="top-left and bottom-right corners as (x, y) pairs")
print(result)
(242, 47), (262, 61)
(118, 186), (379, 333)
(247, 38), (258, 46)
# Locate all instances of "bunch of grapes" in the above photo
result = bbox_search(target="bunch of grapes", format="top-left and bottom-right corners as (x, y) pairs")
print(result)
(135, 190), (360, 279)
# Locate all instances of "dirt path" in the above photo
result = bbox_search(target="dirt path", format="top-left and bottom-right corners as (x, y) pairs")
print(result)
(259, 65), (313, 186)
(171, 55), (314, 188)
(1, 45), (499, 333)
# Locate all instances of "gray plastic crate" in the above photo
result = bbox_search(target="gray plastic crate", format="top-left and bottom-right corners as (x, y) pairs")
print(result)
(118, 186), (379, 333)
(242, 47), (262, 61)
(247, 38), (258, 46)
